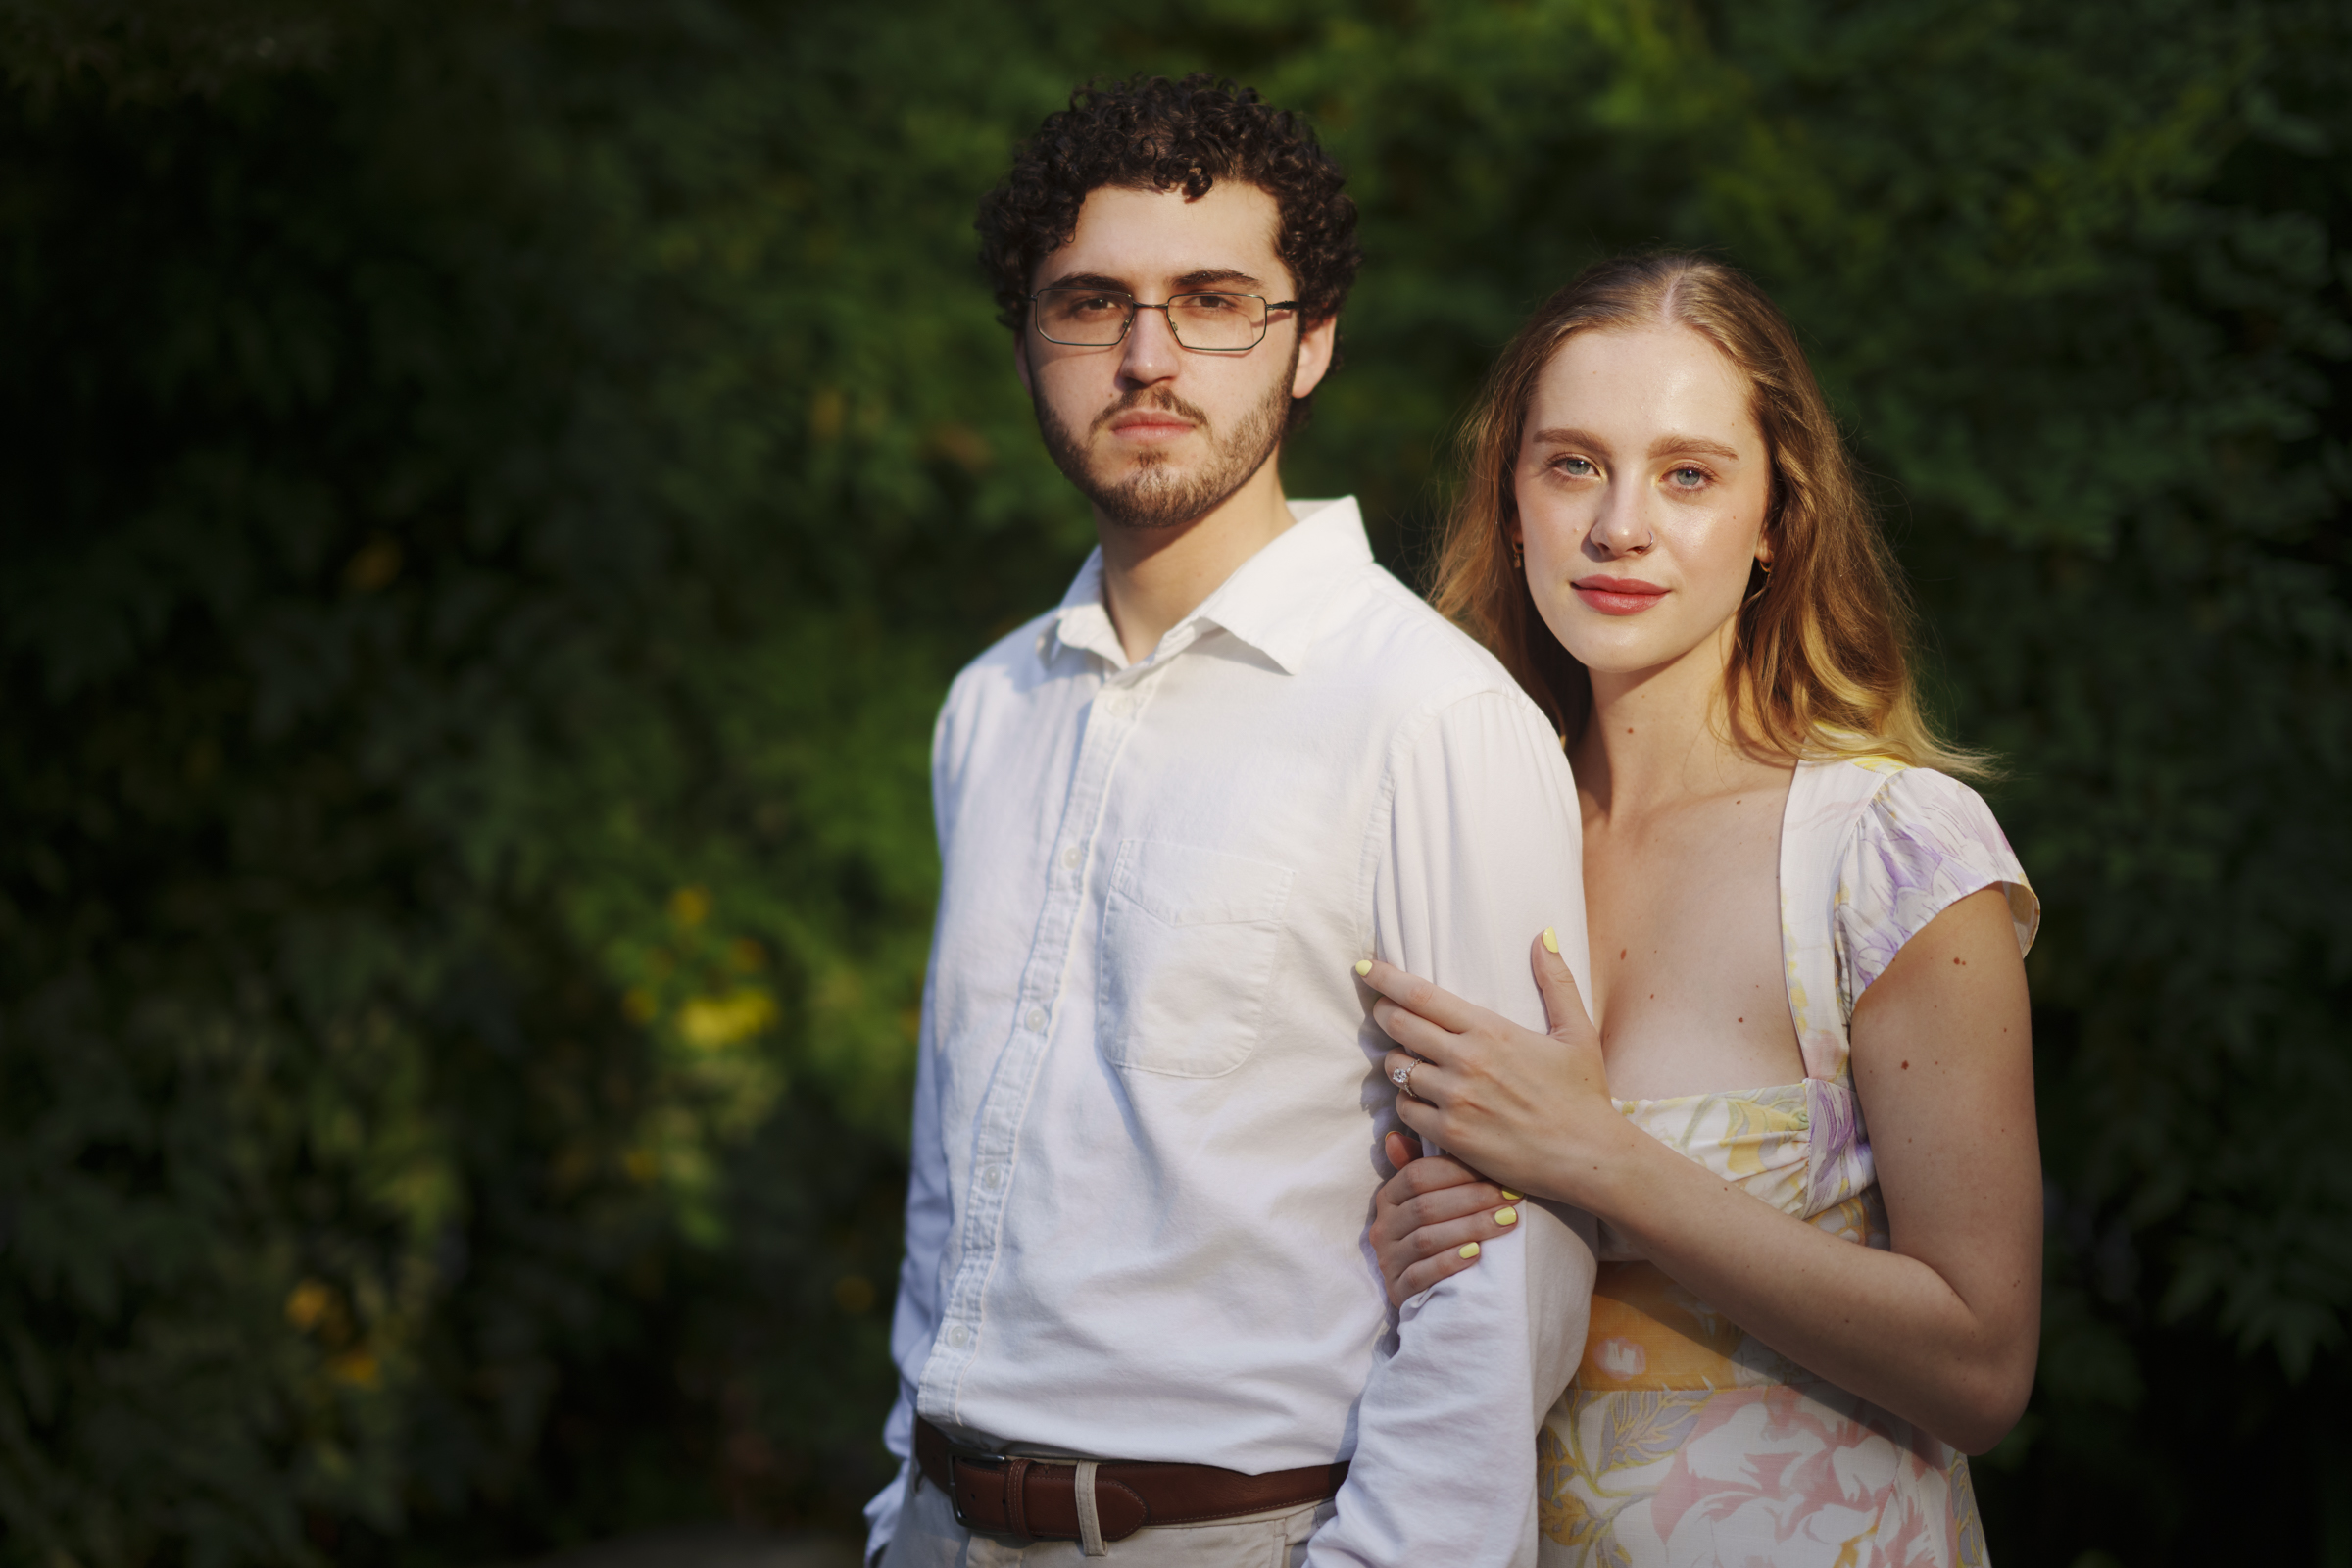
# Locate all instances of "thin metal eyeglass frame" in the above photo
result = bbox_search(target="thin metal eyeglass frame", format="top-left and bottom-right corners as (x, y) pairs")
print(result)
(1027, 289), (1301, 354)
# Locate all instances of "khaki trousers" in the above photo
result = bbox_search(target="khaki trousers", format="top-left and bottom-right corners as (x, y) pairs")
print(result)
(879, 1464), (1332, 1568)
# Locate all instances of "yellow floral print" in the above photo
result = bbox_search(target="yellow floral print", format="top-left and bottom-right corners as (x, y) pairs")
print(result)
(1539, 759), (2034, 1568)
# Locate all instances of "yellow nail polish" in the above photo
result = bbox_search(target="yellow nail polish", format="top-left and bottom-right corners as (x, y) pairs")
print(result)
(1494, 1206), (1518, 1226)
(1353, 958), (1372, 976)
(1500, 1190), (1523, 1201)
(1458, 1243), (1481, 1259)
(1541, 927), (1560, 954)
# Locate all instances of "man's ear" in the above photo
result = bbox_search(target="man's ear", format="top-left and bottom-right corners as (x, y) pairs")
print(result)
(1013, 327), (1034, 397)
(1291, 311), (1339, 402)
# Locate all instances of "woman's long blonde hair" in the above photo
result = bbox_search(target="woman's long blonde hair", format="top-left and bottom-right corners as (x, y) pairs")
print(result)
(1430, 252), (1984, 776)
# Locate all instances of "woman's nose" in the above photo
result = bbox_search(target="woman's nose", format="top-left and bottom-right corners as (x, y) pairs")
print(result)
(1588, 484), (1652, 556)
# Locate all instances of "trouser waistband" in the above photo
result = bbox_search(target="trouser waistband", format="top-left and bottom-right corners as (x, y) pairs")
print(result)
(912, 1417), (1348, 1546)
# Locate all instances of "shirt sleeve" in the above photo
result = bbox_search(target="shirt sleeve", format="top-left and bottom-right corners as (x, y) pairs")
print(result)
(1834, 766), (2040, 1017)
(862, 698), (961, 1565)
(1305, 687), (1599, 1568)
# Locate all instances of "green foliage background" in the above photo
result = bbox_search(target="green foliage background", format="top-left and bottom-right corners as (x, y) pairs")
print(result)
(0, 0), (2344, 1562)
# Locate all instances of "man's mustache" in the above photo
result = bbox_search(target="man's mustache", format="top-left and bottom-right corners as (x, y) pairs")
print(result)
(1088, 389), (1213, 439)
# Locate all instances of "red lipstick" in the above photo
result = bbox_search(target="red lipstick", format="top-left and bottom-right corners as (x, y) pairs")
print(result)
(1571, 575), (1668, 615)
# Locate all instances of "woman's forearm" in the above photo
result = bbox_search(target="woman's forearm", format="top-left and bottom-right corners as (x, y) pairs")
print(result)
(1363, 896), (2042, 1454)
(1564, 1125), (2034, 1453)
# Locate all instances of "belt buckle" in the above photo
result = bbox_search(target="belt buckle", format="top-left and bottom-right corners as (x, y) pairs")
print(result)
(944, 1453), (982, 1532)
(946, 1451), (1036, 1541)
(941, 1457), (1015, 1542)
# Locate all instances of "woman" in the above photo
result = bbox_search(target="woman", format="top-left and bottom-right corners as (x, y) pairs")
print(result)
(1356, 253), (2040, 1566)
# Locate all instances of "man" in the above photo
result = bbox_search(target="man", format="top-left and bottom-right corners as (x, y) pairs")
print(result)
(869, 75), (1596, 1567)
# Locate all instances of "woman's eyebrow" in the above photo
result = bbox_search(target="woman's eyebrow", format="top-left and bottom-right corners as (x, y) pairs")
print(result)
(1526, 426), (1606, 450)
(1647, 433), (1741, 460)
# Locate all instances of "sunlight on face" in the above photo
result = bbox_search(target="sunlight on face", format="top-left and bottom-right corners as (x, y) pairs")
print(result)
(1513, 325), (1773, 681)
(1017, 182), (1311, 530)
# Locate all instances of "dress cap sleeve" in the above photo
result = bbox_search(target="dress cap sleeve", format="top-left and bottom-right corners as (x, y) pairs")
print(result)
(1835, 767), (2037, 1016)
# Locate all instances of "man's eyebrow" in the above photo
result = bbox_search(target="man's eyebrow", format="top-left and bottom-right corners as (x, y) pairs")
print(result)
(1037, 270), (1134, 294)
(1174, 268), (1264, 290)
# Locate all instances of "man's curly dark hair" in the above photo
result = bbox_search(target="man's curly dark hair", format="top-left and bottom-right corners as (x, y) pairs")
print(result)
(978, 74), (1362, 430)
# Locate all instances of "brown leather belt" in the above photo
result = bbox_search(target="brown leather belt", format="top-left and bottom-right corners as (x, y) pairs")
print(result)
(914, 1417), (1348, 1544)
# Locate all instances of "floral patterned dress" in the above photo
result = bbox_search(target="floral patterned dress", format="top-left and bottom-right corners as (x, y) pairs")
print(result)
(1538, 758), (2039, 1568)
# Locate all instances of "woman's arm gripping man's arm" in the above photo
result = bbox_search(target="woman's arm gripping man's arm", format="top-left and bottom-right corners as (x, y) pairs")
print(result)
(1370, 1138), (1522, 1307)
(1369, 886), (2041, 1454)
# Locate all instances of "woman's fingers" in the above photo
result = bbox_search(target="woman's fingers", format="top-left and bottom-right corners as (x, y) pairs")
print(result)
(1531, 928), (1597, 1045)
(1355, 958), (1482, 1033)
(1374, 1133), (1516, 1303)
(1395, 1180), (1512, 1233)
(1380, 1138), (1486, 1196)
(1381, 1207), (1519, 1306)
(1377, 1144), (1495, 1231)
(1372, 1124), (1529, 1304)
(1384, 1049), (1455, 1107)
(1390, 1245), (1483, 1307)
(1372, 998), (1458, 1061)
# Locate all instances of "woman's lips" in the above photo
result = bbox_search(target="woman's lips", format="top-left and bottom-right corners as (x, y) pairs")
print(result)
(1571, 577), (1667, 615)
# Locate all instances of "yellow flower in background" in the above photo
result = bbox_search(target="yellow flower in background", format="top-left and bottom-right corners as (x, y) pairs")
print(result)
(327, 1349), (381, 1389)
(668, 885), (710, 928)
(679, 987), (777, 1049)
(285, 1279), (334, 1333)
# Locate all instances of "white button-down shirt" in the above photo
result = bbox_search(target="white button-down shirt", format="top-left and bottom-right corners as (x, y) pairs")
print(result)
(868, 498), (1597, 1566)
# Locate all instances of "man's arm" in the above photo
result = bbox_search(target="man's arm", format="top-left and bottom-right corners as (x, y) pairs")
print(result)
(862, 701), (963, 1565)
(861, 978), (949, 1565)
(1307, 687), (1597, 1568)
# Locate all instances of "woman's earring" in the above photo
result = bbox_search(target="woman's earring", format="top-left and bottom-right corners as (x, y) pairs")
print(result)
(1509, 538), (1525, 570)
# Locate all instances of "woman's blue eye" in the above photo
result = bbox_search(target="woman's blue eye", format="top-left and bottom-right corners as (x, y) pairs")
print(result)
(1670, 466), (1707, 487)
(1558, 457), (1596, 477)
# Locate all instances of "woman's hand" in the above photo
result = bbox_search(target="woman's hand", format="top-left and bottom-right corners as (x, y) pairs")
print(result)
(1365, 930), (1629, 1205)
(1369, 1131), (1525, 1306)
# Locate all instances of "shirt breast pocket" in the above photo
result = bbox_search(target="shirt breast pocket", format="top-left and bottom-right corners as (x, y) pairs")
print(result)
(1097, 839), (1296, 1079)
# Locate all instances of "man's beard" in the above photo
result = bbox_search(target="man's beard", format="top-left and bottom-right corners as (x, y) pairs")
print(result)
(1034, 350), (1298, 532)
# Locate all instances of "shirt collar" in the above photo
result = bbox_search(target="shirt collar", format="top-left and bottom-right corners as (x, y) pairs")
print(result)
(1042, 496), (1373, 676)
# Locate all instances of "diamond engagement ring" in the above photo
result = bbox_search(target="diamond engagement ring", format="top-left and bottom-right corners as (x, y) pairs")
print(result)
(1391, 1061), (1417, 1094)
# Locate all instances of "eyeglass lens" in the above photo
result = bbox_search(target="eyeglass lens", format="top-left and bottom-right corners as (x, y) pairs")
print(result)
(1034, 289), (1269, 350)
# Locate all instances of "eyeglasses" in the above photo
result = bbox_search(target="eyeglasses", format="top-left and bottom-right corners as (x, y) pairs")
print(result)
(1029, 287), (1299, 353)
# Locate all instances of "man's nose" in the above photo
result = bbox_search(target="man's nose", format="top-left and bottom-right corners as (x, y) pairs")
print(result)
(1117, 305), (1183, 385)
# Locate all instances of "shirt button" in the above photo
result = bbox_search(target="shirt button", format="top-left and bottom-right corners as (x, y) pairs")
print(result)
(1026, 1007), (1048, 1032)
(946, 1325), (970, 1348)
(1060, 846), (1082, 870)
(981, 1164), (1005, 1190)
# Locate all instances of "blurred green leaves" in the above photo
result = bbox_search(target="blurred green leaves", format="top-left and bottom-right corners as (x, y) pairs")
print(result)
(0, 0), (2344, 1563)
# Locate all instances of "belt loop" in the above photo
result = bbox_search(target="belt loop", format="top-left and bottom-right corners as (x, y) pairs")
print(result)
(1004, 1456), (1033, 1542)
(1075, 1459), (1107, 1557)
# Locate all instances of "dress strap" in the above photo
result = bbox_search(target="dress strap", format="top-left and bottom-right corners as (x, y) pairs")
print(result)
(1777, 756), (1906, 1086)
(1779, 755), (2039, 1216)
(1781, 757), (1912, 1217)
